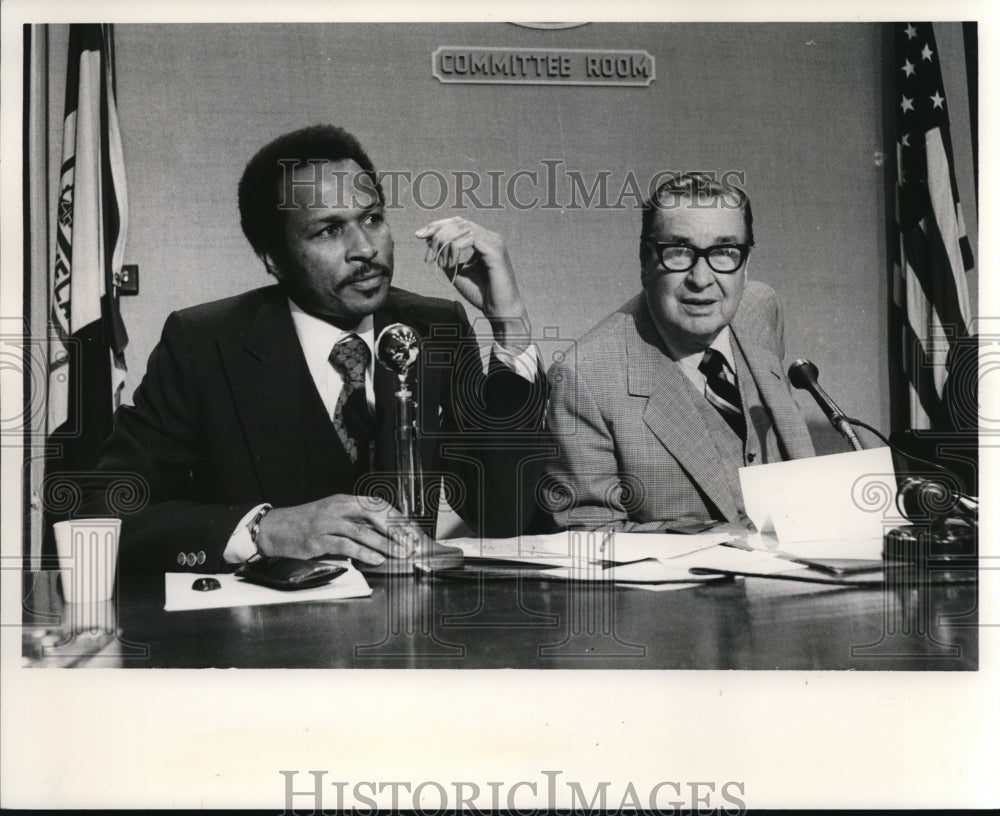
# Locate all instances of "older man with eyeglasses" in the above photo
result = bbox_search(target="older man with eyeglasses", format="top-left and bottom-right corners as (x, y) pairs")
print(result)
(544, 173), (815, 532)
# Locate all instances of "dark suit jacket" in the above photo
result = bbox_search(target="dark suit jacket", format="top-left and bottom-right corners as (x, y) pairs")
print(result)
(544, 280), (816, 531)
(84, 285), (548, 571)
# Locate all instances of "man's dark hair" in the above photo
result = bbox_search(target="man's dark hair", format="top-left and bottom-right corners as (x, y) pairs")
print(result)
(238, 124), (385, 262)
(640, 172), (754, 247)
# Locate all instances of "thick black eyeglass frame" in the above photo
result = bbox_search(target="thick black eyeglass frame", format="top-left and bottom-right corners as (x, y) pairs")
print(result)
(642, 240), (751, 274)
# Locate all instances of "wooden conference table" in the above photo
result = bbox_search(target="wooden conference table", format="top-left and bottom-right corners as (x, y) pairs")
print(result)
(22, 552), (977, 670)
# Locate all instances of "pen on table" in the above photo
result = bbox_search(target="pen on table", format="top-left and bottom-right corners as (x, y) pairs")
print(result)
(593, 557), (657, 570)
(719, 538), (755, 552)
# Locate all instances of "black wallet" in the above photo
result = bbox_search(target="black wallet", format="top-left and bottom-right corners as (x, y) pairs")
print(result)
(235, 555), (347, 590)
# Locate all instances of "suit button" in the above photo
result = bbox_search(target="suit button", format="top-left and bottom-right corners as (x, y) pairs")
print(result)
(196, 551), (206, 566)
(176, 553), (186, 566)
(185, 552), (197, 567)
(747, 452), (757, 462)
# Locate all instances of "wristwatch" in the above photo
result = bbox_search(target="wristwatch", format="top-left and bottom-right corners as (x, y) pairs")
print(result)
(248, 503), (273, 553)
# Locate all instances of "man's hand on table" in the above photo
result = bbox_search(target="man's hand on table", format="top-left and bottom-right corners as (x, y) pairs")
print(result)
(255, 494), (431, 565)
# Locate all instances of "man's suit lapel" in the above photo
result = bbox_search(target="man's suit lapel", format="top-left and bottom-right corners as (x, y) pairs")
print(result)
(733, 330), (815, 460)
(218, 288), (458, 504)
(218, 292), (351, 503)
(628, 302), (741, 522)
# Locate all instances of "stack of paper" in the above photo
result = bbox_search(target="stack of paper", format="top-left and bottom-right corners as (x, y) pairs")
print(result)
(442, 530), (811, 591)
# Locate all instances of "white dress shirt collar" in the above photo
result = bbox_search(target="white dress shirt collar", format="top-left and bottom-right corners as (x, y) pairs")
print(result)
(287, 299), (375, 416)
(288, 299), (375, 365)
(663, 325), (737, 389)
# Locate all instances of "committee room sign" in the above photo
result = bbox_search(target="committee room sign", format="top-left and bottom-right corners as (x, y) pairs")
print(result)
(432, 46), (655, 87)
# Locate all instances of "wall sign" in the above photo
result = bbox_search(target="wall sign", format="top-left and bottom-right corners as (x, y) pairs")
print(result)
(432, 46), (655, 87)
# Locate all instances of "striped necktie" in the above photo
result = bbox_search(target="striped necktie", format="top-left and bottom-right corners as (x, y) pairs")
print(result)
(328, 333), (374, 468)
(699, 347), (747, 440)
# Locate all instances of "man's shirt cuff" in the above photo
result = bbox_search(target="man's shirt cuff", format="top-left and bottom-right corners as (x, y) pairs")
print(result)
(491, 341), (539, 382)
(223, 502), (270, 564)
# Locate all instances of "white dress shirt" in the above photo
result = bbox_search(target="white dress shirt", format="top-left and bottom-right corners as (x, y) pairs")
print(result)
(289, 300), (376, 418)
(664, 325), (737, 392)
(224, 299), (539, 563)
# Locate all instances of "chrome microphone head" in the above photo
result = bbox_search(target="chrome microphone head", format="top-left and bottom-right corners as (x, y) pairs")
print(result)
(376, 323), (421, 377)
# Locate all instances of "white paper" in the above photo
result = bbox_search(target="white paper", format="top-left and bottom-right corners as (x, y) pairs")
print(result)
(611, 581), (708, 593)
(443, 530), (732, 566)
(475, 560), (723, 590)
(739, 447), (898, 543)
(558, 559), (723, 583)
(605, 531), (732, 562)
(164, 559), (372, 611)
(769, 536), (886, 560)
(443, 532), (586, 566)
(666, 545), (810, 575)
(443, 532), (806, 585)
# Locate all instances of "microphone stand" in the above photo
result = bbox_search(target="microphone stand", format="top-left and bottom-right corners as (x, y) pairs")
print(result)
(835, 416), (864, 452)
(375, 324), (463, 575)
(391, 372), (425, 520)
(376, 324), (427, 523)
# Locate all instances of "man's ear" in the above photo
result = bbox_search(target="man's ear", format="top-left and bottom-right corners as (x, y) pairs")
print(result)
(262, 252), (283, 280)
(639, 243), (654, 288)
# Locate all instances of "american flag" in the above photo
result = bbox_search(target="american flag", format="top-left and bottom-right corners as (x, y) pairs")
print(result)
(47, 24), (128, 467)
(892, 22), (974, 429)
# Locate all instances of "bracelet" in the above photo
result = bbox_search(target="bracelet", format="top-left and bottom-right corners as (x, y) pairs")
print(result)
(248, 503), (273, 552)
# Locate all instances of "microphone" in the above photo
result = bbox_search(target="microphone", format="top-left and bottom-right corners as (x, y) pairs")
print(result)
(375, 323), (426, 523)
(787, 359), (864, 451)
(376, 323), (421, 382)
(886, 476), (978, 563)
(897, 476), (978, 522)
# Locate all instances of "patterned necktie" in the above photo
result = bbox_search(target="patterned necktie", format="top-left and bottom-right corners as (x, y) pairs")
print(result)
(699, 347), (747, 440)
(328, 333), (374, 468)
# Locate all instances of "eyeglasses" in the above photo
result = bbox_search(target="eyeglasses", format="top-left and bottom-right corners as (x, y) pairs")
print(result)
(643, 241), (750, 274)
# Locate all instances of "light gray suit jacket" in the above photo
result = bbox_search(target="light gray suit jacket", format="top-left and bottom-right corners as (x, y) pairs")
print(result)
(545, 280), (816, 531)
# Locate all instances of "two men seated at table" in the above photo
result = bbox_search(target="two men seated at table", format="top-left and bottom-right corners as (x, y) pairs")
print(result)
(83, 125), (548, 572)
(544, 173), (815, 532)
(85, 138), (813, 571)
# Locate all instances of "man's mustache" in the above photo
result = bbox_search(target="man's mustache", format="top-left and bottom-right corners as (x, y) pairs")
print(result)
(339, 262), (392, 287)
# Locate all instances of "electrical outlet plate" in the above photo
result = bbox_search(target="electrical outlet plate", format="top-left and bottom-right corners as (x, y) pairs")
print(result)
(118, 264), (139, 295)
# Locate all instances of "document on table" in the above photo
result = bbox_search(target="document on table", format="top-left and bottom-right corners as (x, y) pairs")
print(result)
(164, 559), (372, 611)
(739, 447), (898, 544)
(446, 530), (730, 564)
(770, 537), (886, 561)
(667, 544), (810, 575)
(736, 531), (886, 566)
(603, 531), (732, 561)
(445, 532), (591, 567)
(441, 531), (809, 590)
